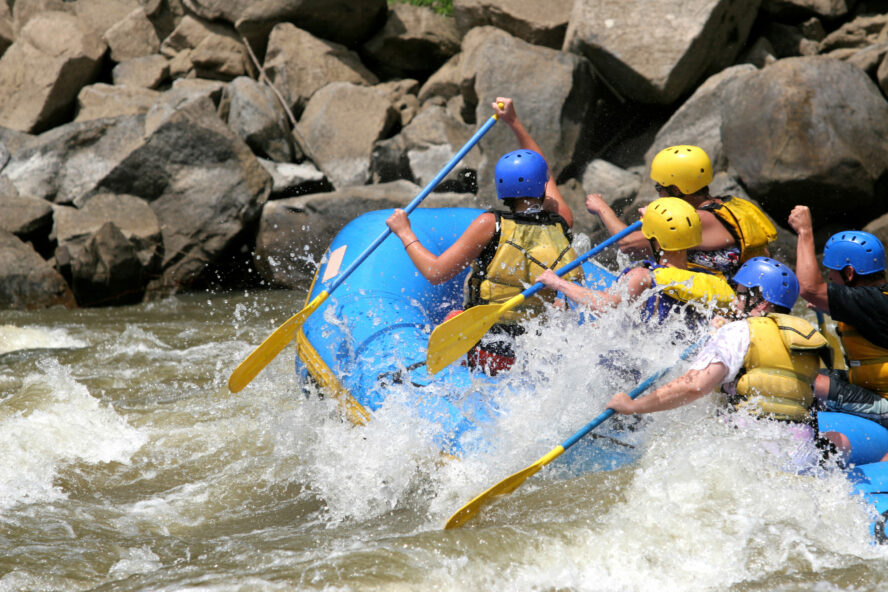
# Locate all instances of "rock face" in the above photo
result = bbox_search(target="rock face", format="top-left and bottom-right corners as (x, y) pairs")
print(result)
(454, 0), (574, 49)
(53, 194), (162, 306)
(297, 82), (399, 189)
(563, 0), (760, 104)
(0, 230), (76, 310)
(0, 0), (887, 309)
(721, 57), (888, 228)
(263, 23), (379, 118)
(253, 180), (478, 288)
(0, 12), (107, 133)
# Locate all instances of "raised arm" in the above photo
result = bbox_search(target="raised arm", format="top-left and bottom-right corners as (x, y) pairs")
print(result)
(386, 209), (496, 285)
(585, 193), (652, 257)
(788, 205), (829, 312)
(493, 97), (573, 227)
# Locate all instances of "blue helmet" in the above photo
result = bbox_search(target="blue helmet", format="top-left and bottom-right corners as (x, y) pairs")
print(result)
(732, 257), (800, 310)
(494, 149), (549, 200)
(822, 231), (886, 275)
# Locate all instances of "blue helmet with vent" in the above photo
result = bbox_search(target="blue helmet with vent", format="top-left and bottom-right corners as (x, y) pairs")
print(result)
(494, 150), (548, 200)
(823, 231), (886, 275)
(732, 257), (799, 310)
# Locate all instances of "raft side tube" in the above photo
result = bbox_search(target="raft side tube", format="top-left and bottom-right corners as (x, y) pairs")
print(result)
(818, 411), (888, 466)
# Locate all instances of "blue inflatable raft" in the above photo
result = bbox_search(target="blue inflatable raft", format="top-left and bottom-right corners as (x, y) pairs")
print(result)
(294, 206), (888, 539)
(294, 207), (615, 454)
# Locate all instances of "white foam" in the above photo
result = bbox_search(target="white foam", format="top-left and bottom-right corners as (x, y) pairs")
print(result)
(0, 325), (86, 355)
(0, 359), (147, 511)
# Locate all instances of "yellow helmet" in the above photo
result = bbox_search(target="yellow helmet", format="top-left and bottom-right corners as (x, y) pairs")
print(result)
(642, 197), (702, 251)
(650, 145), (713, 195)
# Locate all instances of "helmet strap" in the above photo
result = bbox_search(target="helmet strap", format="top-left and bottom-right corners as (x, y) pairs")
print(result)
(649, 239), (665, 263)
(741, 288), (765, 316)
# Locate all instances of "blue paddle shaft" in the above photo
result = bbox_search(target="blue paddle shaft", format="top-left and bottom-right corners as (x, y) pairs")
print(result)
(323, 114), (500, 294)
(561, 340), (704, 450)
(522, 220), (643, 300)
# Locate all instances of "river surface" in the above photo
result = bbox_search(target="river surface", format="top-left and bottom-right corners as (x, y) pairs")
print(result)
(1, 288), (886, 591)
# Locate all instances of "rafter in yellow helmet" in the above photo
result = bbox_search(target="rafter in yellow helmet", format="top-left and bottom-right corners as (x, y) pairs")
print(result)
(642, 197), (703, 251)
(650, 145), (713, 195)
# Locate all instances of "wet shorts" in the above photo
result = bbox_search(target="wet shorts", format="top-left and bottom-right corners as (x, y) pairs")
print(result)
(823, 369), (888, 427)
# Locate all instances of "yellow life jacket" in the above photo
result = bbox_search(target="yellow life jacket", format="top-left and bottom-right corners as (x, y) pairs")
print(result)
(466, 210), (584, 323)
(702, 196), (778, 262)
(650, 266), (736, 313)
(837, 321), (888, 397)
(733, 313), (830, 422)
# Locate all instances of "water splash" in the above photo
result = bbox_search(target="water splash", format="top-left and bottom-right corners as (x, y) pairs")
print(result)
(0, 359), (147, 511)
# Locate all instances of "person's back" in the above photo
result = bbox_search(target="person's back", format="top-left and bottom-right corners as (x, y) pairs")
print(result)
(537, 197), (736, 331)
(728, 258), (829, 423)
(463, 150), (584, 373)
(789, 206), (888, 432)
(650, 146), (777, 276)
(821, 231), (888, 398)
(465, 152), (584, 323)
(608, 257), (828, 433)
(586, 145), (777, 277)
(387, 98), (582, 375)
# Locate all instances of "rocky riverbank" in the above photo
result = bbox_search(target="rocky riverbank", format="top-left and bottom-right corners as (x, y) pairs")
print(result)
(0, 0), (886, 309)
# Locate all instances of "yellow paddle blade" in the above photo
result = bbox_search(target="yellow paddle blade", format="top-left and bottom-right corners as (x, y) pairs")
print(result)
(227, 291), (329, 392)
(444, 446), (565, 529)
(426, 294), (525, 375)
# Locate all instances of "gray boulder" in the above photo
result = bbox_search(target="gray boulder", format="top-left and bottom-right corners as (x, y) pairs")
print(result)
(563, 0), (760, 104)
(0, 11), (107, 133)
(264, 23), (378, 118)
(454, 0), (573, 49)
(220, 76), (293, 162)
(103, 7), (161, 62)
(254, 180), (479, 288)
(458, 27), (600, 196)
(0, 195), (54, 248)
(371, 103), (482, 193)
(258, 158), (330, 198)
(74, 84), (161, 122)
(721, 57), (888, 227)
(112, 55), (171, 89)
(160, 14), (250, 81)
(297, 82), (399, 189)
(2, 93), (271, 294)
(0, 230), (75, 310)
(362, 4), (461, 79)
(646, 64), (759, 175)
(97, 96), (272, 295)
(581, 159), (642, 212)
(2, 116), (147, 205)
(231, 0), (387, 54)
(53, 193), (162, 306)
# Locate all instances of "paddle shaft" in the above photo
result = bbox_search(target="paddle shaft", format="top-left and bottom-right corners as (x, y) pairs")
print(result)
(494, 220), (643, 313)
(521, 220), (641, 302)
(322, 113), (500, 296)
(443, 339), (704, 528)
(426, 221), (643, 375)
(228, 111), (500, 392)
